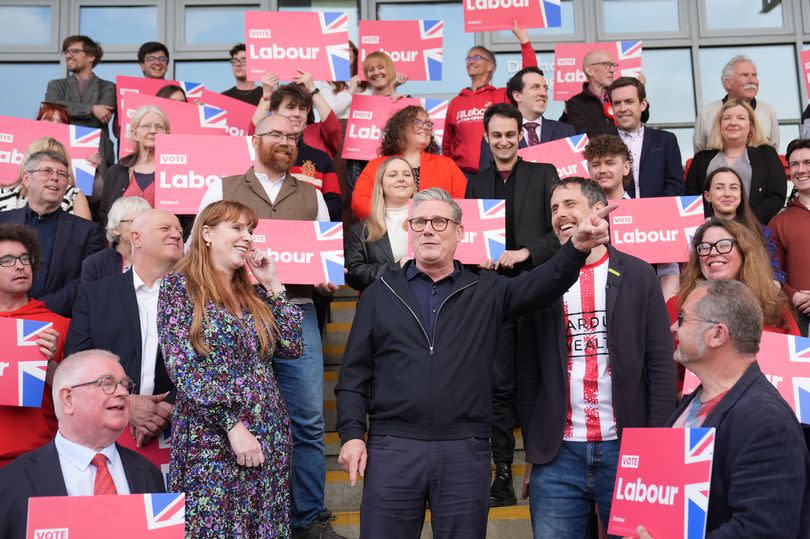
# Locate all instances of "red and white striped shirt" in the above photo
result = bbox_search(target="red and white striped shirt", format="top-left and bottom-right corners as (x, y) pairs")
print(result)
(562, 250), (617, 442)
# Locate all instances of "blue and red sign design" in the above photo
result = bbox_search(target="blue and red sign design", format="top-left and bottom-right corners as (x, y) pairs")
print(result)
(518, 133), (590, 179)
(608, 427), (715, 539)
(463, 0), (562, 32)
(358, 20), (444, 82)
(0, 318), (50, 408)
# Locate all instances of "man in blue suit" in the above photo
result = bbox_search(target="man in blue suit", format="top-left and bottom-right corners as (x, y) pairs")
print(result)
(478, 67), (575, 171)
(608, 77), (684, 199)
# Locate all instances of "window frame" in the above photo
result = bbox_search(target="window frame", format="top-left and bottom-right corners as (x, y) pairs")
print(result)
(697, 0), (795, 38)
(0, 1), (60, 60)
(595, 0), (691, 40)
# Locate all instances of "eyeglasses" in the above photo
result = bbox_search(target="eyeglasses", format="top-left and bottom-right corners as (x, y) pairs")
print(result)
(230, 58), (248, 66)
(70, 375), (135, 395)
(465, 54), (493, 64)
(695, 239), (737, 257)
(145, 55), (169, 64)
(676, 312), (718, 328)
(589, 61), (619, 70)
(255, 131), (298, 144)
(408, 217), (458, 232)
(62, 48), (85, 56)
(413, 119), (434, 130)
(27, 167), (69, 180)
(0, 254), (34, 267)
(137, 123), (167, 133)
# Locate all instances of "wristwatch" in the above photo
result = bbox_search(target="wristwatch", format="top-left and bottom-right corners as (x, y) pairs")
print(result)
(311, 88), (320, 96)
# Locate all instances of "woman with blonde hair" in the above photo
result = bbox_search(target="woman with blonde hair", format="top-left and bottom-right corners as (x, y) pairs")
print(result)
(0, 137), (92, 219)
(98, 104), (170, 226)
(686, 98), (786, 225)
(345, 156), (415, 291)
(157, 199), (303, 537)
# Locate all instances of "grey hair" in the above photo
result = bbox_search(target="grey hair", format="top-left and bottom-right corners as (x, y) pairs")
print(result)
(23, 150), (69, 172)
(52, 349), (122, 420)
(105, 196), (151, 244)
(412, 187), (462, 223)
(550, 177), (608, 207)
(721, 55), (754, 90)
(693, 280), (763, 356)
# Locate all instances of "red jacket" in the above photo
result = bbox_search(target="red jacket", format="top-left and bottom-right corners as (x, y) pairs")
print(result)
(0, 300), (70, 467)
(769, 198), (810, 298)
(442, 42), (537, 174)
(303, 110), (342, 159)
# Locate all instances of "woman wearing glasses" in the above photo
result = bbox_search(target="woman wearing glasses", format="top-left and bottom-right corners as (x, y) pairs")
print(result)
(157, 200), (303, 537)
(351, 105), (467, 220)
(98, 105), (170, 227)
(345, 157), (415, 291)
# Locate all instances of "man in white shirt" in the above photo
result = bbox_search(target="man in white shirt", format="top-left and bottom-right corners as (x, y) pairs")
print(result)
(0, 350), (165, 539)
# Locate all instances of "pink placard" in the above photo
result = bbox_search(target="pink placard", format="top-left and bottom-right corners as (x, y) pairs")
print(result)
(245, 11), (352, 82)
(116, 76), (205, 129)
(27, 493), (185, 538)
(119, 93), (228, 160)
(683, 332), (810, 424)
(422, 98), (448, 149)
(801, 50), (810, 100)
(341, 95), (420, 160)
(0, 116), (100, 194)
(553, 41), (642, 100)
(251, 220), (344, 285)
(198, 90), (256, 137)
(462, 0), (562, 32)
(518, 133), (589, 179)
(607, 427), (714, 538)
(0, 318), (49, 408)
(154, 133), (254, 214)
(117, 427), (171, 489)
(359, 20), (444, 81)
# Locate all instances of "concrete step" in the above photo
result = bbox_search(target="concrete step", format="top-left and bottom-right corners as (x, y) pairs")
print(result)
(329, 300), (357, 324)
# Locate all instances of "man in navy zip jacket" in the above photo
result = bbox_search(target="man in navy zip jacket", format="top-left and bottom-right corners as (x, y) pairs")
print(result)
(335, 187), (615, 539)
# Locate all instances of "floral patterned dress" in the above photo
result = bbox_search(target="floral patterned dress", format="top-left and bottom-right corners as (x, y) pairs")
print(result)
(157, 272), (303, 538)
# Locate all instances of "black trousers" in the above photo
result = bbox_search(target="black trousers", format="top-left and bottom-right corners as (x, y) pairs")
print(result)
(492, 318), (517, 466)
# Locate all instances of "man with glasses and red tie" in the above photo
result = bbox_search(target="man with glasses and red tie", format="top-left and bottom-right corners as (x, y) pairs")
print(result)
(137, 42), (170, 80)
(0, 349), (166, 539)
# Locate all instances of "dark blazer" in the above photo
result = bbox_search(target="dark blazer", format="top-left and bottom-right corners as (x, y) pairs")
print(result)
(477, 118), (576, 172)
(560, 83), (650, 138)
(344, 222), (400, 292)
(667, 363), (809, 538)
(98, 154), (136, 228)
(0, 208), (106, 317)
(626, 126), (685, 198)
(467, 158), (561, 267)
(66, 270), (174, 398)
(0, 439), (165, 539)
(516, 246), (676, 464)
(685, 145), (787, 225)
(80, 246), (123, 283)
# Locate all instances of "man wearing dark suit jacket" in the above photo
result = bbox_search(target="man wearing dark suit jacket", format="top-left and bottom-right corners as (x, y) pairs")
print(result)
(478, 67), (575, 171)
(608, 77), (684, 199)
(66, 209), (183, 447)
(0, 151), (106, 317)
(0, 349), (165, 539)
(633, 280), (809, 539)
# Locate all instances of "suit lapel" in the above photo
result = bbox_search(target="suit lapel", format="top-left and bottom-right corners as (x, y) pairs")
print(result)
(120, 271), (144, 384)
(27, 441), (68, 496)
(273, 173), (299, 207)
(512, 160), (531, 226)
(540, 122), (552, 143)
(118, 444), (151, 493)
(46, 212), (71, 290)
(605, 247), (623, 331)
(379, 232), (395, 262)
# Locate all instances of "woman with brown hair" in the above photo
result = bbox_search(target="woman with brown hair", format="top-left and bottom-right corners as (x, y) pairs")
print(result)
(351, 105), (466, 219)
(157, 200), (303, 537)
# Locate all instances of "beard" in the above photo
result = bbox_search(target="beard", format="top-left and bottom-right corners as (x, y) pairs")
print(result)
(258, 141), (298, 171)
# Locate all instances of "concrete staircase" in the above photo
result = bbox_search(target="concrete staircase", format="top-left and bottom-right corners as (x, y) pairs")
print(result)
(322, 288), (533, 538)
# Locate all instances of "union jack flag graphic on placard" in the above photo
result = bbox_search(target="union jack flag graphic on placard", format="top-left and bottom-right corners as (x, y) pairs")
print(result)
(144, 493), (185, 530)
(69, 125), (101, 148)
(251, 220), (344, 285)
(677, 195), (704, 217)
(420, 19), (444, 39)
(319, 11), (349, 34)
(567, 134), (589, 154)
(540, 0), (563, 28)
(423, 47), (443, 81)
(519, 134), (590, 179)
(315, 223), (346, 283)
(71, 158), (96, 197)
(617, 41), (643, 77)
(423, 98), (448, 146)
(484, 229), (506, 262)
(478, 199), (505, 220)
(199, 104), (227, 129)
(325, 43), (352, 81)
(0, 318), (50, 408)
(179, 81), (204, 100)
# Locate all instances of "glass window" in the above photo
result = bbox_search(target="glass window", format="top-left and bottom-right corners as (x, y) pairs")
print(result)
(280, 0), (360, 43)
(703, 0), (784, 31)
(698, 46), (799, 120)
(491, 52), (564, 121)
(175, 61), (238, 94)
(79, 6), (158, 46)
(185, 5), (257, 45)
(495, 0), (575, 40)
(642, 48), (695, 124)
(778, 124), (799, 155)
(377, 2), (474, 97)
(93, 62), (146, 83)
(670, 127), (694, 164)
(0, 63), (61, 118)
(602, 0), (679, 34)
(0, 6), (51, 46)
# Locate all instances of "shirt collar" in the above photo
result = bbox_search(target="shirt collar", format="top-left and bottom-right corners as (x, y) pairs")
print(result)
(618, 124), (645, 139)
(131, 267), (160, 292)
(55, 430), (120, 472)
(24, 204), (61, 221)
(254, 170), (286, 185)
(405, 260), (462, 283)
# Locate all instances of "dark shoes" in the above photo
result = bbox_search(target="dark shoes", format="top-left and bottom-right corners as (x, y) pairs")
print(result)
(292, 511), (348, 539)
(489, 463), (517, 507)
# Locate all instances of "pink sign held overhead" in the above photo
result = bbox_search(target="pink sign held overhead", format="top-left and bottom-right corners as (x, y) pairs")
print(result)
(198, 90), (256, 137)
(608, 427), (715, 539)
(359, 20), (444, 81)
(341, 95), (420, 160)
(0, 318), (50, 408)
(609, 196), (705, 264)
(518, 133), (589, 179)
(463, 0), (562, 32)
(116, 76), (205, 129)
(553, 41), (643, 100)
(801, 50), (810, 100)
(251, 220), (345, 285)
(245, 11), (352, 82)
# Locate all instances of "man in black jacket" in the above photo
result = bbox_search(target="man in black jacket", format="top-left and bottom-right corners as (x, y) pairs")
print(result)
(335, 187), (614, 539)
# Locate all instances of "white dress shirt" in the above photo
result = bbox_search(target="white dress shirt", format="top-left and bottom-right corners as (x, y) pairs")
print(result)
(55, 431), (130, 496)
(384, 205), (409, 262)
(132, 268), (161, 396)
(618, 125), (644, 198)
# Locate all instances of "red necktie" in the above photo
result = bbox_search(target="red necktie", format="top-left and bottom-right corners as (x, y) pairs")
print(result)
(92, 453), (118, 495)
(524, 122), (540, 146)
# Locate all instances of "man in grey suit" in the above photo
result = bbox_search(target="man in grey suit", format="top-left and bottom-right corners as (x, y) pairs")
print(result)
(45, 35), (116, 176)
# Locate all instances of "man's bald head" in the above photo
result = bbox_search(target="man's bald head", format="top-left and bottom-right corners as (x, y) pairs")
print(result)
(583, 49), (617, 89)
(130, 208), (183, 271)
(256, 113), (293, 135)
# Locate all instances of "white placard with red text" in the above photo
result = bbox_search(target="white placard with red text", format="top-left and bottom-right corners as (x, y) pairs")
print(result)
(609, 196), (704, 264)
(341, 95), (420, 160)
(359, 20), (444, 81)
(0, 116), (100, 194)
(27, 493), (185, 538)
(553, 41), (643, 100)
(245, 11), (352, 82)
(116, 76), (205, 129)
(251, 220), (344, 285)
(801, 50), (810, 100)
(154, 133), (254, 214)
(0, 318), (50, 408)
(683, 332), (810, 424)
(463, 0), (562, 32)
(518, 133), (589, 179)
(118, 427), (171, 489)
(608, 427), (714, 539)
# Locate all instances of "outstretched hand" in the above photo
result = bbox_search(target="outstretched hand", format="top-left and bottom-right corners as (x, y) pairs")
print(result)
(571, 203), (618, 253)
